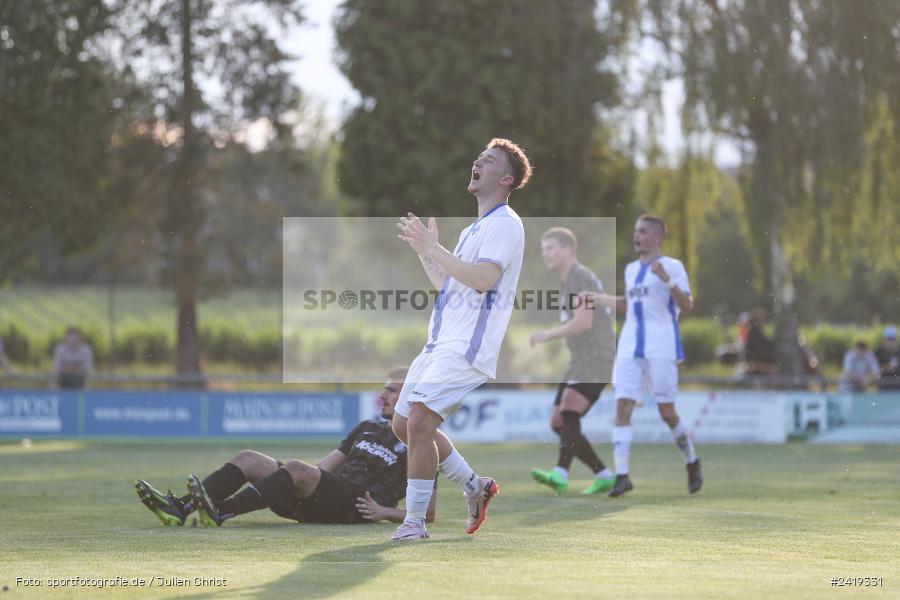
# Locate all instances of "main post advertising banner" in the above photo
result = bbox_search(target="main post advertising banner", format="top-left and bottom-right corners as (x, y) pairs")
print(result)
(0, 391), (78, 435)
(208, 392), (359, 436)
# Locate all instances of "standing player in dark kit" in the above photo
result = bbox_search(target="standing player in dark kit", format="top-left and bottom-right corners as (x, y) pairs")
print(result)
(135, 367), (437, 526)
(529, 227), (617, 495)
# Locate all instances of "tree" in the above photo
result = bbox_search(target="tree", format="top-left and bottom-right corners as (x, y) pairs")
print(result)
(0, 0), (121, 277)
(635, 151), (729, 282)
(112, 0), (304, 375)
(335, 0), (630, 218)
(630, 0), (900, 373)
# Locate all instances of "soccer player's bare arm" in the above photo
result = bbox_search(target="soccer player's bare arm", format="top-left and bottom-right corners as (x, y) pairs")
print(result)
(356, 489), (437, 523)
(425, 244), (501, 293)
(315, 449), (348, 474)
(587, 291), (626, 314)
(670, 285), (693, 314)
(418, 254), (448, 290)
(530, 295), (593, 346)
(651, 260), (693, 314)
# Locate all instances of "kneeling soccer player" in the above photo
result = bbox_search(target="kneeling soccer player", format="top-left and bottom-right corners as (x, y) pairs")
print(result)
(135, 367), (437, 526)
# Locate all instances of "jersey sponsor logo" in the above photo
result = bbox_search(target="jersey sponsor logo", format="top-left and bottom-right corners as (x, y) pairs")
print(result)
(354, 439), (400, 466)
(628, 285), (650, 300)
(393, 441), (407, 454)
(410, 389), (428, 399)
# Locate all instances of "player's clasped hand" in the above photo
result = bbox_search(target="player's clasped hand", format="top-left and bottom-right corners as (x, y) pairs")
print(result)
(397, 212), (438, 256)
(355, 491), (388, 522)
(650, 258), (669, 282)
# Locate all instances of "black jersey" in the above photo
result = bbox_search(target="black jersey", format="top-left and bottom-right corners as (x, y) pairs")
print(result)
(336, 419), (408, 508)
(559, 262), (616, 382)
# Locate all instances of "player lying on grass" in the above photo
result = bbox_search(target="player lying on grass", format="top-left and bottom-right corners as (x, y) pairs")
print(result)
(135, 367), (437, 526)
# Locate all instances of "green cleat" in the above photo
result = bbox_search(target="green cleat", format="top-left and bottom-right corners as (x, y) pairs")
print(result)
(135, 480), (188, 526)
(187, 474), (224, 527)
(530, 468), (550, 484)
(530, 468), (568, 495)
(580, 476), (617, 495)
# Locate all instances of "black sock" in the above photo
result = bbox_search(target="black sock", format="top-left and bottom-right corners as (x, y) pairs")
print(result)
(202, 463), (246, 501)
(557, 410), (582, 471)
(217, 486), (266, 518)
(574, 433), (606, 474)
(219, 468), (295, 518)
(555, 415), (606, 473)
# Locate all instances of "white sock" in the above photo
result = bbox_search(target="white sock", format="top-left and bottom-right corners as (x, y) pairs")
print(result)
(597, 467), (613, 479)
(403, 479), (434, 524)
(670, 420), (697, 464)
(552, 466), (569, 480)
(612, 426), (633, 475)
(439, 449), (480, 495)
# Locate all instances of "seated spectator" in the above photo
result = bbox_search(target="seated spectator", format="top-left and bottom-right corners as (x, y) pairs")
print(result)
(737, 311), (750, 347)
(875, 326), (900, 391)
(839, 341), (880, 392)
(52, 327), (94, 390)
(742, 307), (776, 375)
(797, 334), (823, 389)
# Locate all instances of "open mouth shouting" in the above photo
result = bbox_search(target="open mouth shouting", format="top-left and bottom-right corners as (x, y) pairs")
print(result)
(468, 167), (482, 192)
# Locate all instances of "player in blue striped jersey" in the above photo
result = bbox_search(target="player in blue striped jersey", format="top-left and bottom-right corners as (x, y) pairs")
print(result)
(590, 215), (702, 497)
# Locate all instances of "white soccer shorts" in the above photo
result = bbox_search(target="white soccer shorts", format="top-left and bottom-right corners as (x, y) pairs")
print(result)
(394, 347), (488, 421)
(613, 357), (679, 404)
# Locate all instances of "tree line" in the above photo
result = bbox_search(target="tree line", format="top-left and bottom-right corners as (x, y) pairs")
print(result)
(2, 0), (898, 375)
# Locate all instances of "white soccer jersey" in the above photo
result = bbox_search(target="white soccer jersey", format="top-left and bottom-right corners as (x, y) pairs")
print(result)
(616, 256), (691, 362)
(423, 203), (524, 378)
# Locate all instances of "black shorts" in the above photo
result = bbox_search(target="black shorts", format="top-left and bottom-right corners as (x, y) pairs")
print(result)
(269, 469), (368, 524)
(553, 382), (606, 409)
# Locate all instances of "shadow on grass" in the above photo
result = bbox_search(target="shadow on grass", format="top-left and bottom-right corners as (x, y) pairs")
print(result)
(186, 537), (472, 600)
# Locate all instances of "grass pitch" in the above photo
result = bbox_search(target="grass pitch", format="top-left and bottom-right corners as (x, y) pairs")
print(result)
(1, 440), (898, 599)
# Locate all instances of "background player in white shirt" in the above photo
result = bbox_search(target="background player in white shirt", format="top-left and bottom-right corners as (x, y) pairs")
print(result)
(391, 138), (531, 540)
(590, 215), (703, 497)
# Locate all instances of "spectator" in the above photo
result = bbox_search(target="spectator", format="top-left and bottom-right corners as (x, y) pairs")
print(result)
(874, 326), (900, 391)
(736, 311), (750, 347)
(717, 313), (748, 366)
(52, 327), (94, 390)
(742, 307), (776, 375)
(0, 336), (12, 374)
(839, 341), (880, 392)
(797, 334), (822, 388)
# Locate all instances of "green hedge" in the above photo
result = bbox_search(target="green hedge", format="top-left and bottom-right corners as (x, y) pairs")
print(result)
(803, 325), (883, 367)
(0, 319), (887, 370)
(0, 322), (279, 369)
(679, 319), (728, 364)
